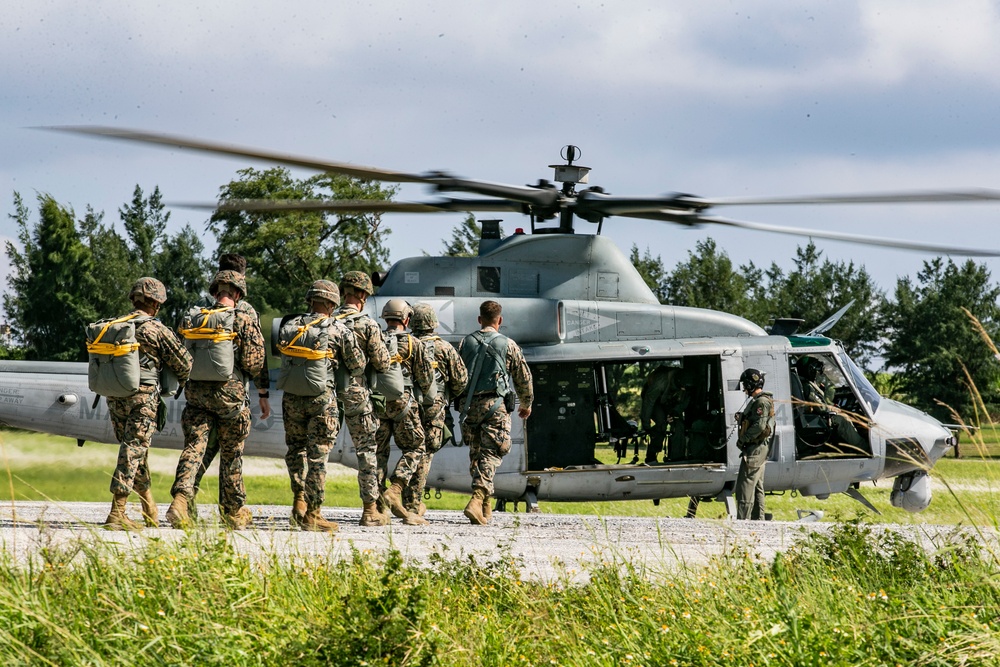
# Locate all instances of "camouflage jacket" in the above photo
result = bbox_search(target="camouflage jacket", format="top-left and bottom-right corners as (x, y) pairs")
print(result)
(416, 332), (468, 400)
(458, 327), (533, 408)
(184, 300), (266, 412)
(197, 294), (270, 392)
(133, 309), (193, 385)
(334, 303), (391, 377)
(324, 313), (367, 387)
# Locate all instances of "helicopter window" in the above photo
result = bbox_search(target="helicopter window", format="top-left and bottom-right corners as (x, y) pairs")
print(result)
(477, 266), (501, 293)
(434, 286), (456, 296)
(791, 353), (872, 460)
(838, 351), (881, 414)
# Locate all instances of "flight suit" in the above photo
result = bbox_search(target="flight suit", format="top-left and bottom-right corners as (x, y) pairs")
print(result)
(735, 390), (774, 520)
(804, 379), (866, 450)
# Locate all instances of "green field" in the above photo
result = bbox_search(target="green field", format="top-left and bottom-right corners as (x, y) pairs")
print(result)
(2, 428), (999, 524)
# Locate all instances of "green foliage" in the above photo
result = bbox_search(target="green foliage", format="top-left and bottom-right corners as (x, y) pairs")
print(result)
(883, 258), (1000, 421)
(629, 244), (669, 302)
(441, 214), (504, 257)
(209, 167), (395, 312)
(663, 238), (769, 323)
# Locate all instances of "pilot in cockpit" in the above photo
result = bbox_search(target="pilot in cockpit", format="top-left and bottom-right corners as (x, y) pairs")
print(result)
(797, 356), (865, 449)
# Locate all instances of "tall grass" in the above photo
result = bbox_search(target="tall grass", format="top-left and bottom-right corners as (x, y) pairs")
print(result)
(0, 521), (997, 665)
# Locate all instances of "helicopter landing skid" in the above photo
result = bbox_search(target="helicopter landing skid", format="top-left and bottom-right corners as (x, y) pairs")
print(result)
(497, 486), (542, 513)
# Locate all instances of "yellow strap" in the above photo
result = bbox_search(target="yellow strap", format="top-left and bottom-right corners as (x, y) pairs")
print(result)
(389, 333), (413, 364)
(178, 307), (237, 342)
(278, 315), (331, 360)
(87, 313), (142, 357)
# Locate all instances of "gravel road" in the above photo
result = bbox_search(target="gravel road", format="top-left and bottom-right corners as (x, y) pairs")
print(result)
(0, 501), (984, 581)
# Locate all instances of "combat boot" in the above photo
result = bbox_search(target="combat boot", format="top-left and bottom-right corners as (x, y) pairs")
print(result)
(188, 490), (199, 520)
(301, 507), (339, 533)
(408, 501), (427, 517)
(360, 502), (390, 526)
(463, 488), (487, 525)
(290, 493), (307, 528)
(403, 512), (429, 526)
(165, 494), (191, 529)
(223, 506), (253, 530)
(482, 495), (493, 524)
(136, 488), (159, 527)
(381, 481), (409, 519)
(104, 494), (143, 531)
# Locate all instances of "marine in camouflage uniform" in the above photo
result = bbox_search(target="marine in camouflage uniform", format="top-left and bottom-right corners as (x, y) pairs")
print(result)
(191, 254), (271, 513)
(335, 271), (392, 526)
(374, 299), (435, 525)
(280, 280), (366, 532)
(104, 278), (193, 531)
(166, 270), (266, 529)
(735, 368), (775, 521)
(457, 300), (533, 525)
(640, 366), (690, 463)
(404, 303), (468, 515)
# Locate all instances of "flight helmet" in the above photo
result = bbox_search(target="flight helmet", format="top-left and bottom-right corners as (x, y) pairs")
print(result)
(738, 368), (766, 393)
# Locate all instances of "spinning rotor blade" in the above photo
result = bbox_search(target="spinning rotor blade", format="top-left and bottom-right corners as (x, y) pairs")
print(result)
(627, 210), (1000, 257)
(40, 125), (435, 184)
(685, 189), (1000, 207)
(170, 198), (526, 214)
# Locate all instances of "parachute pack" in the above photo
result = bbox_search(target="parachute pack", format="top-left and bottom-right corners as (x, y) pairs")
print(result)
(85, 313), (154, 397)
(276, 314), (334, 396)
(335, 311), (406, 401)
(178, 306), (236, 382)
(414, 335), (443, 405)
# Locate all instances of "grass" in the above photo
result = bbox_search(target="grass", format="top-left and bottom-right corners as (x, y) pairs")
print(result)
(0, 520), (997, 665)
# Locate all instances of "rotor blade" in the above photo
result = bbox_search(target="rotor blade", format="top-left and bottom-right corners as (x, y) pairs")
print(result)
(806, 300), (855, 337)
(38, 125), (435, 184)
(686, 189), (1000, 207)
(625, 210), (1000, 256)
(432, 177), (560, 207)
(169, 198), (527, 214)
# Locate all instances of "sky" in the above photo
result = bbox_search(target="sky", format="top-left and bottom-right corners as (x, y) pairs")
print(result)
(4, 1), (1000, 313)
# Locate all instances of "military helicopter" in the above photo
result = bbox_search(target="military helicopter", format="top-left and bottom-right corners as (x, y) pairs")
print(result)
(4, 126), (998, 519)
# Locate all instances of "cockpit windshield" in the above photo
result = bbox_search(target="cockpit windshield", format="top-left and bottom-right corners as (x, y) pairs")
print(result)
(838, 351), (880, 414)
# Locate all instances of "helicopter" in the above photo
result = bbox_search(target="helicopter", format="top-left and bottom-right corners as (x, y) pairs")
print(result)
(3, 126), (998, 519)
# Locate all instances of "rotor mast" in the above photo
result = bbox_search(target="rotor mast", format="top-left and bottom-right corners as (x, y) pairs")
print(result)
(546, 144), (591, 234)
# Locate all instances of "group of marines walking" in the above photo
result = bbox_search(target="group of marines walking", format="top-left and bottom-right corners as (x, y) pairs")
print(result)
(101, 254), (533, 532)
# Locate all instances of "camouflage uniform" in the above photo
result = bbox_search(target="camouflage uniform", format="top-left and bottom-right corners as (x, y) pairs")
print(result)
(108, 311), (192, 497)
(735, 391), (774, 520)
(404, 332), (468, 510)
(334, 302), (391, 505)
(172, 294), (266, 516)
(192, 297), (270, 499)
(374, 329), (434, 493)
(458, 328), (533, 497)
(283, 316), (365, 508)
(640, 367), (690, 463)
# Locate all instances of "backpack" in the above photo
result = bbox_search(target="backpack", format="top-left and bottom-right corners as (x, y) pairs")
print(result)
(334, 311), (406, 401)
(276, 314), (334, 396)
(459, 331), (513, 423)
(178, 306), (236, 382)
(85, 313), (154, 397)
(413, 335), (443, 405)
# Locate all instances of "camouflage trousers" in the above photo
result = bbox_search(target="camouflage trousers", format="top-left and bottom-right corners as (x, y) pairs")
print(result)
(735, 441), (768, 520)
(173, 400), (252, 514)
(404, 397), (449, 508)
(283, 390), (340, 508)
(460, 396), (511, 497)
(341, 383), (380, 505)
(107, 387), (159, 496)
(375, 392), (426, 492)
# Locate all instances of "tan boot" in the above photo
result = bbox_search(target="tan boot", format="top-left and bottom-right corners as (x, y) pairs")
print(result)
(136, 488), (159, 527)
(403, 512), (429, 526)
(482, 495), (493, 524)
(464, 489), (487, 525)
(301, 507), (339, 533)
(360, 502), (390, 526)
(380, 481), (410, 519)
(290, 493), (307, 528)
(165, 494), (191, 529)
(223, 506), (253, 530)
(409, 502), (427, 517)
(104, 494), (143, 531)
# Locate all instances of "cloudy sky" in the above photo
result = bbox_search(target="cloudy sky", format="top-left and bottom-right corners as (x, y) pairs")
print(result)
(4, 1), (1000, 303)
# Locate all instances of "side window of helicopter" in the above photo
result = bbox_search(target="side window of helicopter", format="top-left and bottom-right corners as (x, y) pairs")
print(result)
(790, 353), (872, 460)
(477, 266), (501, 293)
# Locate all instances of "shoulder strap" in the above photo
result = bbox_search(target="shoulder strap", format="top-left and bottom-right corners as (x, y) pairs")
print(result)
(87, 313), (142, 356)
(460, 331), (500, 421)
(278, 315), (333, 360)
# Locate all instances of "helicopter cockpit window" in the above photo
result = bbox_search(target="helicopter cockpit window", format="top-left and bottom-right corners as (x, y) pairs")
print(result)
(790, 353), (872, 460)
(838, 351), (881, 414)
(477, 266), (501, 293)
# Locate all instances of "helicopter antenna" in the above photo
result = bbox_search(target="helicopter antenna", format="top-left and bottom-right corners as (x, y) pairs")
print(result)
(549, 145), (591, 234)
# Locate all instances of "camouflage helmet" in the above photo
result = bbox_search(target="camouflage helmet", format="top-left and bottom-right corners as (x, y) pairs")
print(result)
(128, 277), (167, 305)
(738, 368), (766, 393)
(339, 270), (374, 296)
(306, 280), (340, 307)
(209, 269), (247, 298)
(410, 303), (438, 331)
(381, 298), (413, 322)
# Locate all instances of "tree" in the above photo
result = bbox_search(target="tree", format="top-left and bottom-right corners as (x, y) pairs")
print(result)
(765, 242), (886, 368)
(441, 215), (504, 257)
(629, 244), (668, 303)
(4, 194), (97, 360)
(883, 258), (1000, 421)
(209, 168), (395, 313)
(155, 225), (211, 328)
(663, 238), (769, 324)
(120, 185), (168, 275)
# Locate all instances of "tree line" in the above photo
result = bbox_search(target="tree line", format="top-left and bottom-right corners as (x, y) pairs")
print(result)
(4, 174), (1000, 423)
